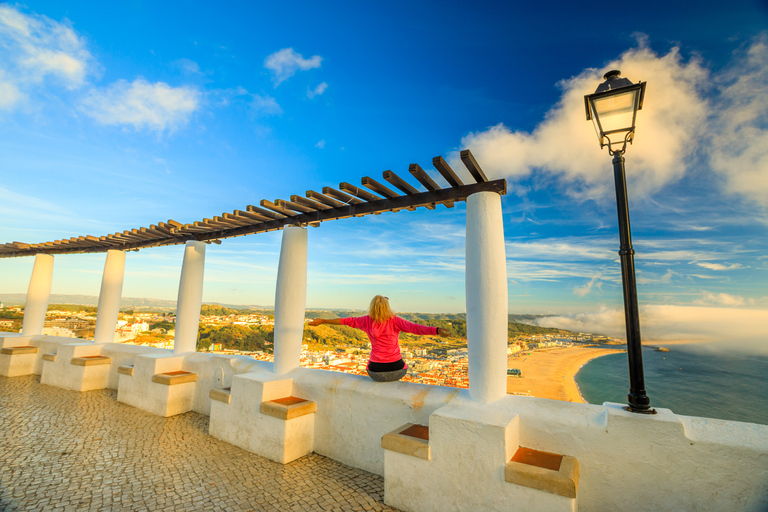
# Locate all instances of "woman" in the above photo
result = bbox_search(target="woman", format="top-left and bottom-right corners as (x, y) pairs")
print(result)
(308, 295), (449, 382)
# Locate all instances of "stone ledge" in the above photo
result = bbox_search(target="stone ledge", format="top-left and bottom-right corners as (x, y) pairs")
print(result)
(117, 365), (134, 376)
(505, 447), (579, 498)
(260, 396), (316, 420)
(209, 388), (231, 404)
(71, 355), (111, 366)
(152, 370), (197, 386)
(42, 353), (56, 362)
(381, 423), (430, 460)
(1, 346), (38, 355)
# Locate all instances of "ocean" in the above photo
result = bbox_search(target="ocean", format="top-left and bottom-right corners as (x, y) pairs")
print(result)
(575, 345), (768, 425)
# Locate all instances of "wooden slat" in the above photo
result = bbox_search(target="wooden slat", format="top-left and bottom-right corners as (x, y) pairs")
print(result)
(222, 213), (255, 226)
(432, 156), (464, 187)
(361, 177), (399, 198)
(460, 149), (488, 183)
(410, 164), (452, 208)
(247, 204), (286, 220)
(339, 182), (382, 202)
(409, 164), (440, 191)
(384, 170), (434, 210)
(260, 200), (298, 217)
(150, 224), (174, 236)
(234, 209), (271, 223)
(383, 170), (419, 194)
(275, 199), (316, 214)
(319, 187), (362, 205)
(291, 195), (331, 210)
(202, 218), (232, 229)
(213, 216), (248, 227)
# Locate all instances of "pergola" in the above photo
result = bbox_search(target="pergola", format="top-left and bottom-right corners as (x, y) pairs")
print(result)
(3, 149), (510, 404)
(0, 150), (505, 258)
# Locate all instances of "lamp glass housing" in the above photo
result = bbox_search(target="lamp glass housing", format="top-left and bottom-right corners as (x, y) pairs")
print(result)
(585, 76), (646, 153)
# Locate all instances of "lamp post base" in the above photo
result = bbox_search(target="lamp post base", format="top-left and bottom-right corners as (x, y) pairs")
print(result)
(623, 406), (658, 414)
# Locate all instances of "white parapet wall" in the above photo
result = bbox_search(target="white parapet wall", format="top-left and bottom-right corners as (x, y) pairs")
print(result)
(14, 344), (765, 511)
(176, 356), (768, 511)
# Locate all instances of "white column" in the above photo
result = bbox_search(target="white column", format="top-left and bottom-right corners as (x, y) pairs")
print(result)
(466, 191), (508, 403)
(21, 254), (55, 336)
(174, 241), (206, 353)
(93, 250), (126, 344)
(272, 226), (308, 375)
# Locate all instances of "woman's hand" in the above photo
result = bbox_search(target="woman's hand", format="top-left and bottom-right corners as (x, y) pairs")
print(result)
(308, 318), (324, 326)
(436, 328), (450, 338)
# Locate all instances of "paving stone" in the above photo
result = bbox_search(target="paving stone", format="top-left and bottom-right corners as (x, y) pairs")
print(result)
(0, 375), (401, 512)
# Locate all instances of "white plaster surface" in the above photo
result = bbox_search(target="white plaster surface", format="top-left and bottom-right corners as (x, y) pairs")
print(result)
(0, 334), (36, 349)
(272, 226), (308, 375)
(465, 192), (508, 403)
(21, 254), (54, 336)
(39, 342), (109, 391)
(0, 351), (36, 377)
(291, 368), (469, 475)
(93, 250), (126, 344)
(209, 370), (314, 463)
(116, 352), (197, 416)
(174, 241), (206, 353)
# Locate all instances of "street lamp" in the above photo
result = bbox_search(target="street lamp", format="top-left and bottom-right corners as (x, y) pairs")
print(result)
(585, 70), (655, 414)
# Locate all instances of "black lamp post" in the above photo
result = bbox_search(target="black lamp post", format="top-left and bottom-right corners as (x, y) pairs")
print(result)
(585, 70), (655, 414)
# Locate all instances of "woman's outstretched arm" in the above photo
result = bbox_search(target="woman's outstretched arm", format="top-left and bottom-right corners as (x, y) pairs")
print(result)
(308, 318), (342, 326)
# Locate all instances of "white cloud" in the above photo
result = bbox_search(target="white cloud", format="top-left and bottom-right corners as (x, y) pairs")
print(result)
(453, 39), (708, 200)
(535, 305), (768, 353)
(174, 58), (201, 75)
(573, 274), (602, 297)
(315, 139), (326, 149)
(264, 48), (322, 86)
(0, 80), (23, 109)
(694, 262), (742, 271)
(0, 5), (92, 97)
(250, 93), (282, 116)
(453, 34), (768, 212)
(79, 79), (200, 132)
(307, 81), (328, 99)
(694, 291), (746, 307)
(708, 34), (768, 208)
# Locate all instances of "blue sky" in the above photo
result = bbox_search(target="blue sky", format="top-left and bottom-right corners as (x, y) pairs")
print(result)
(1, 1), (767, 348)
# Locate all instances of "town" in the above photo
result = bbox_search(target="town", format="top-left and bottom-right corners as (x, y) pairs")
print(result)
(0, 302), (619, 391)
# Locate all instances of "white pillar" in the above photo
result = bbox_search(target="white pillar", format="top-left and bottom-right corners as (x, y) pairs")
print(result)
(466, 191), (508, 403)
(272, 226), (308, 375)
(21, 254), (55, 336)
(93, 250), (126, 344)
(174, 241), (206, 353)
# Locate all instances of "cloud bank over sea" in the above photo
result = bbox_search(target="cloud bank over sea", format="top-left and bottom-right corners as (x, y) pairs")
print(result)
(536, 305), (768, 354)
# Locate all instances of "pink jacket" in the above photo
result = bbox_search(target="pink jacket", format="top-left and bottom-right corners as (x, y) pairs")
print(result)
(340, 315), (438, 363)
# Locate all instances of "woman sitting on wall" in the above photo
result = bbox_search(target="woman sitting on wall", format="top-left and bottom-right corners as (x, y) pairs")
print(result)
(308, 295), (449, 382)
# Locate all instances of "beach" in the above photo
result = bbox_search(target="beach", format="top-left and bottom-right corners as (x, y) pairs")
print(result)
(506, 346), (626, 403)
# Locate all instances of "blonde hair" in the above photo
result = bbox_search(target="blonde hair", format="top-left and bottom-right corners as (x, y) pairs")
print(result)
(368, 295), (394, 324)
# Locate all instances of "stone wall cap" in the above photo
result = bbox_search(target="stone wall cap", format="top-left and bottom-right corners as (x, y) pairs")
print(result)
(1, 346), (38, 355)
(152, 370), (197, 385)
(260, 396), (316, 420)
(71, 355), (111, 366)
(381, 423), (431, 460)
(505, 447), (579, 499)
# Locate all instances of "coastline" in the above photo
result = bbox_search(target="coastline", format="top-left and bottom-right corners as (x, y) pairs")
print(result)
(506, 346), (625, 403)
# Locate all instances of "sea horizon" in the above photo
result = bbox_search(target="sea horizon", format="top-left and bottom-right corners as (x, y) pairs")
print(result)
(575, 344), (768, 426)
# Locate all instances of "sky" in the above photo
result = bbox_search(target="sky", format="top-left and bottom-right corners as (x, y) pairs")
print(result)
(1, 1), (767, 350)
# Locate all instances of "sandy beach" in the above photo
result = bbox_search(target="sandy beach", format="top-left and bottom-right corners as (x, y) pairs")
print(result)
(506, 346), (626, 403)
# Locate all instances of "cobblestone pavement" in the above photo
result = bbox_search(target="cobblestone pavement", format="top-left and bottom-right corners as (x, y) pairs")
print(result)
(0, 375), (401, 512)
